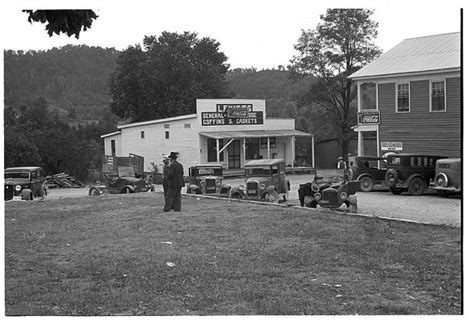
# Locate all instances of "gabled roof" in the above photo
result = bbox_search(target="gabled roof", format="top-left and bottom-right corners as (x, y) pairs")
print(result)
(117, 114), (197, 129)
(350, 32), (460, 80)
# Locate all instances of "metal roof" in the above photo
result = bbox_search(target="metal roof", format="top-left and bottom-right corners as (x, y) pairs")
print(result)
(117, 114), (197, 129)
(244, 158), (286, 167)
(350, 32), (460, 79)
(200, 129), (313, 139)
(5, 167), (43, 172)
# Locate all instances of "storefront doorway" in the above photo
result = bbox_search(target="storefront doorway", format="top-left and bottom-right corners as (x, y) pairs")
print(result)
(228, 140), (241, 169)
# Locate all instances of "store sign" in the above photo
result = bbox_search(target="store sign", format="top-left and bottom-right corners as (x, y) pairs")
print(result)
(358, 111), (380, 125)
(381, 142), (403, 151)
(202, 104), (263, 126)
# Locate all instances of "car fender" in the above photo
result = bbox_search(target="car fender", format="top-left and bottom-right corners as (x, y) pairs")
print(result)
(356, 173), (374, 181)
(187, 184), (202, 194)
(20, 189), (33, 200)
(121, 185), (136, 193)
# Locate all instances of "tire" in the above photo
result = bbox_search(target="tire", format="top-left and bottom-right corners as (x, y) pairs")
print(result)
(408, 177), (426, 196)
(231, 192), (243, 199)
(265, 191), (279, 203)
(389, 186), (403, 195)
(359, 176), (374, 192)
(385, 169), (398, 187)
(89, 188), (100, 196)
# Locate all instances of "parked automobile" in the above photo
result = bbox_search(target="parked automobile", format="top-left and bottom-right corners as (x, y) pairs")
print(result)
(4, 166), (46, 201)
(230, 158), (290, 203)
(298, 158), (360, 212)
(432, 158), (461, 196)
(187, 164), (231, 196)
(384, 153), (447, 195)
(89, 175), (152, 196)
(89, 154), (153, 196)
(347, 155), (388, 192)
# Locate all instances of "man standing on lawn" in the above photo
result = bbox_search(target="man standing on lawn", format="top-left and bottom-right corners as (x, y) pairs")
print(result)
(163, 152), (185, 212)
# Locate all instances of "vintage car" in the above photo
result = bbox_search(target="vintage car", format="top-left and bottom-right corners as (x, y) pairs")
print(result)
(187, 164), (231, 196)
(298, 158), (360, 212)
(5, 166), (47, 201)
(346, 155), (388, 192)
(384, 153), (447, 196)
(432, 158), (461, 196)
(89, 174), (151, 196)
(231, 158), (290, 203)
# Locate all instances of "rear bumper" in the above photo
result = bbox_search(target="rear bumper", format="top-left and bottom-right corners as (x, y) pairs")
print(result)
(433, 186), (461, 193)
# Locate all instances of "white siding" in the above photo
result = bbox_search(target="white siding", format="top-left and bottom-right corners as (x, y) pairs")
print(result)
(118, 118), (200, 173)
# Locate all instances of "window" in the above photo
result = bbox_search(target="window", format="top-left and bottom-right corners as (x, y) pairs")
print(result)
(431, 80), (446, 112)
(164, 124), (170, 129)
(261, 137), (276, 149)
(111, 139), (116, 155)
(207, 138), (224, 162)
(184, 123), (191, 128)
(165, 131), (169, 139)
(141, 131), (145, 139)
(360, 82), (377, 110)
(396, 83), (410, 112)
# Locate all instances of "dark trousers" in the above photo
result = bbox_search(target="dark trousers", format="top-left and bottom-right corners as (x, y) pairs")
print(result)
(164, 187), (182, 211)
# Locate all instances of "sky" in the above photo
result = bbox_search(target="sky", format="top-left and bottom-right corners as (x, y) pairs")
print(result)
(0, 0), (468, 70)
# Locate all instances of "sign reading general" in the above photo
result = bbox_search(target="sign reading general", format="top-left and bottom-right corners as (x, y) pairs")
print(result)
(202, 104), (264, 126)
(381, 142), (403, 151)
(358, 111), (380, 125)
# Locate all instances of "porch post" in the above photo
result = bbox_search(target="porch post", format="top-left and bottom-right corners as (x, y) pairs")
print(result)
(358, 131), (363, 156)
(243, 138), (246, 165)
(291, 136), (295, 167)
(311, 135), (315, 169)
(216, 139), (220, 162)
(267, 137), (270, 159)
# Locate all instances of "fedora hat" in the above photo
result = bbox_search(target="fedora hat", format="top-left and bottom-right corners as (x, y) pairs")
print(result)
(168, 152), (178, 159)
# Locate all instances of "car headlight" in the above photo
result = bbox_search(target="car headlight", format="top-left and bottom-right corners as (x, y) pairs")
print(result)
(15, 185), (22, 191)
(314, 192), (321, 200)
(216, 180), (222, 186)
(340, 192), (348, 200)
(260, 183), (265, 190)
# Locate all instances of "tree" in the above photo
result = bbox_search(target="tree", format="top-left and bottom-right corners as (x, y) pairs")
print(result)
(109, 31), (233, 122)
(289, 9), (381, 158)
(23, 10), (98, 39)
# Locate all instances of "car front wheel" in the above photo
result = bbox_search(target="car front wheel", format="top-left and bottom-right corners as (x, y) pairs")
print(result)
(359, 176), (374, 192)
(408, 177), (426, 196)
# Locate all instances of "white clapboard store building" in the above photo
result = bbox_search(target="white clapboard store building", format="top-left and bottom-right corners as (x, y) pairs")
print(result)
(101, 99), (314, 174)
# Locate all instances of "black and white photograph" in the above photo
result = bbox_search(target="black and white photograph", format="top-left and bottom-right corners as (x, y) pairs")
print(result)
(1, 0), (469, 316)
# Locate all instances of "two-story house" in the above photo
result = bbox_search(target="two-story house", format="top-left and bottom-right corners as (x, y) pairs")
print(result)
(349, 32), (461, 158)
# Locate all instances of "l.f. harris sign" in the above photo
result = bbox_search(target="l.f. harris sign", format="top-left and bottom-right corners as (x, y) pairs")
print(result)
(357, 110), (380, 125)
(201, 103), (264, 126)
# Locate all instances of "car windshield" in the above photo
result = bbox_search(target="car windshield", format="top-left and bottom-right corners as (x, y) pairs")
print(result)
(197, 168), (223, 176)
(5, 172), (30, 179)
(245, 167), (272, 177)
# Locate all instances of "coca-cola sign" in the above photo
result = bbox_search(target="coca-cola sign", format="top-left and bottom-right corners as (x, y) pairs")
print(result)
(358, 111), (380, 125)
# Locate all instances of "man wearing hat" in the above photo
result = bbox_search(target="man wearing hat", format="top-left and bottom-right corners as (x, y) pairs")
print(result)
(163, 152), (185, 212)
(162, 157), (170, 197)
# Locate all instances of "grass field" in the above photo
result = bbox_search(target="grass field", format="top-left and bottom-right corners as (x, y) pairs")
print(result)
(4, 192), (462, 315)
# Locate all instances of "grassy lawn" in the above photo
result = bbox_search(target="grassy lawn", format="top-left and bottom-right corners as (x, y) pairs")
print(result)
(4, 192), (462, 315)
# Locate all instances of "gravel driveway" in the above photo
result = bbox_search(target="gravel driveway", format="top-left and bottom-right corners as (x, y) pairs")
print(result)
(45, 171), (461, 227)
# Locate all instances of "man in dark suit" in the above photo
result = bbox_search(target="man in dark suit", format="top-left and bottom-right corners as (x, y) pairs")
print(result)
(163, 152), (185, 212)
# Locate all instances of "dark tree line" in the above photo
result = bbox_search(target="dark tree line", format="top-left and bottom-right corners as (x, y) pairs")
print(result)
(4, 98), (116, 182)
(4, 45), (120, 121)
